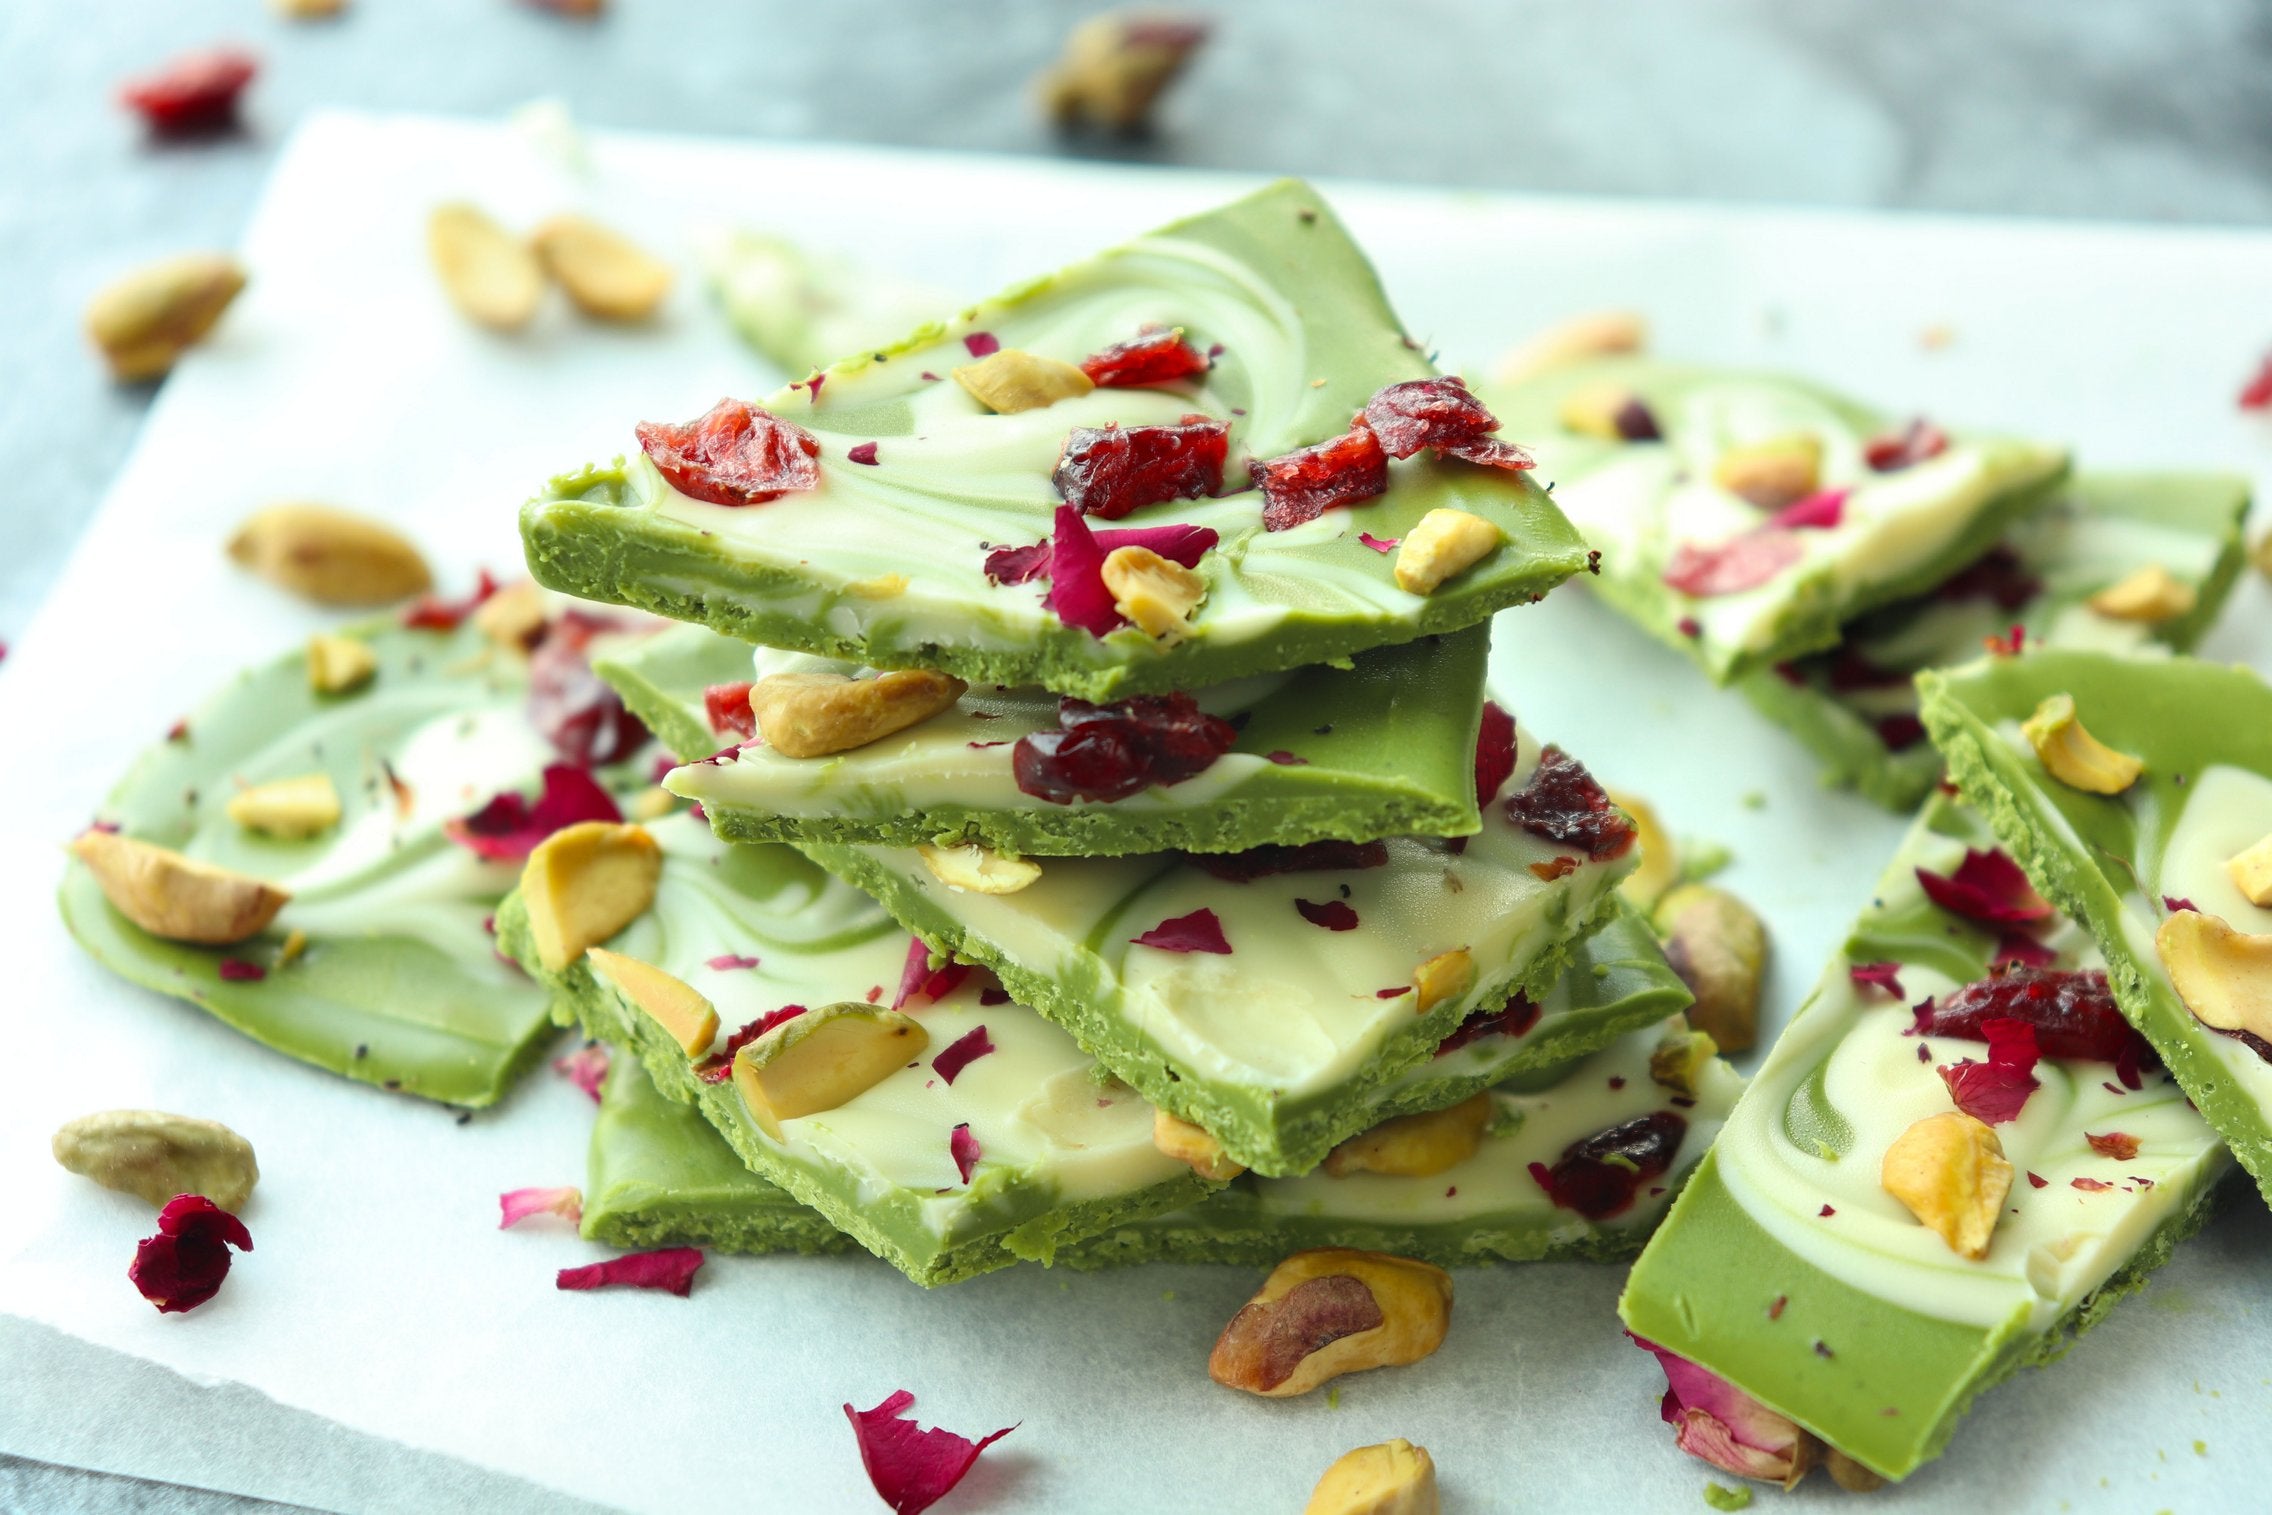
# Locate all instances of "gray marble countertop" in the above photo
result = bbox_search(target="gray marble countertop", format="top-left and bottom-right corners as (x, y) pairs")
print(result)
(5, 1), (2268, 1509)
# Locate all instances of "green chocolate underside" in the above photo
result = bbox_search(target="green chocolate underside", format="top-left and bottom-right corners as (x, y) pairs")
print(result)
(1622, 790), (2232, 1480)
(1484, 358), (2069, 684)
(58, 620), (558, 1107)
(1734, 470), (2250, 812)
(599, 621), (1490, 855)
(523, 179), (1592, 701)
(1919, 650), (2272, 1204)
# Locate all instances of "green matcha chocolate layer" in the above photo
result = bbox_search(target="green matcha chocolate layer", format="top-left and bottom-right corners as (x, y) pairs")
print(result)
(1919, 650), (2272, 1204)
(524, 179), (1592, 701)
(1736, 471), (2250, 811)
(585, 1016), (1737, 1268)
(1483, 358), (2068, 684)
(58, 619), (559, 1106)
(597, 621), (1488, 854)
(800, 711), (1641, 1177)
(497, 811), (1213, 1287)
(1620, 793), (2228, 1484)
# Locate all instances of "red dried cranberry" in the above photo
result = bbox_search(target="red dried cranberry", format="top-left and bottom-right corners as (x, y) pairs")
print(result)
(636, 398), (821, 507)
(120, 48), (257, 138)
(1933, 545), (2041, 610)
(1294, 898), (1359, 930)
(1081, 328), (1210, 387)
(129, 1195), (252, 1314)
(1915, 965), (2153, 1078)
(1187, 840), (1388, 882)
(1915, 848), (2050, 926)
(1052, 417), (1228, 519)
(1527, 1111), (1686, 1218)
(1433, 993), (1541, 1055)
(1012, 693), (1236, 804)
(1875, 714), (1928, 751)
(1661, 531), (1803, 596)
(1252, 428), (1389, 531)
(1863, 418), (1950, 472)
(1473, 700), (1518, 808)
(1503, 746), (1635, 862)
(1439, 436), (1536, 472)
(1611, 396), (1662, 441)
(1358, 376), (1500, 459)
(703, 683), (754, 738)
(528, 614), (649, 766)
(2241, 354), (2272, 411)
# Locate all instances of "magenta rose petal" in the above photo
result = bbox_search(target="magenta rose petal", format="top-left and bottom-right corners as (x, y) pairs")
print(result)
(555, 1246), (704, 1296)
(1130, 907), (1232, 954)
(843, 1390), (1017, 1515)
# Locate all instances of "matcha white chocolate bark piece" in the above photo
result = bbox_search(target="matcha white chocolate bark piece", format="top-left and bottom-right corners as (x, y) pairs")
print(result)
(497, 811), (1213, 1286)
(524, 179), (1592, 702)
(595, 620), (1490, 853)
(1620, 792), (2228, 1485)
(1736, 471), (2251, 811)
(1482, 358), (2068, 684)
(1919, 650), (2272, 1203)
(800, 709), (1642, 1176)
(59, 615), (578, 1106)
(586, 1014), (1738, 1269)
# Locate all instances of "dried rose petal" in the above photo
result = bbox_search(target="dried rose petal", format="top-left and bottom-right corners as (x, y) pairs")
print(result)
(2241, 354), (2272, 411)
(1993, 932), (2058, 969)
(1633, 1336), (1810, 1487)
(447, 764), (623, 862)
(1770, 489), (1848, 530)
(1916, 965), (2153, 1079)
(1850, 962), (1906, 999)
(981, 541), (1052, 587)
(1264, 750), (1307, 766)
(1984, 624), (2026, 658)
(697, 1004), (808, 1081)
(2073, 1176), (2115, 1193)
(1052, 417), (1228, 520)
(1938, 1017), (2041, 1124)
(555, 1247), (703, 1296)
(1528, 1111), (1686, 1218)
(529, 613), (649, 766)
(1661, 531), (1804, 597)
(1933, 545), (2041, 610)
(1916, 848), (2051, 926)
(498, 1186), (584, 1229)
(554, 1045), (609, 1103)
(1434, 994), (1541, 1055)
(120, 48), (257, 137)
(1131, 907), (1231, 954)
(1359, 376), (1501, 459)
(1081, 328), (1210, 387)
(848, 442), (880, 465)
(1013, 691), (1237, 804)
(843, 1390), (1016, 1515)
(401, 569), (500, 632)
(1875, 714), (1928, 752)
(950, 1124), (981, 1185)
(2163, 895), (2199, 915)
(1503, 745), (1635, 862)
(1358, 532), (1399, 553)
(636, 398), (821, 507)
(1040, 505), (1122, 636)
(707, 953), (761, 972)
(129, 1195), (254, 1315)
(1252, 427), (1389, 531)
(963, 332), (1000, 358)
(932, 1026), (996, 1086)
(893, 937), (972, 1011)
(1456, 714), (1515, 853)
(1864, 418), (1950, 472)
(705, 682), (755, 737)
(2087, 1130), (2141, 1161)
(217, 958), (266, 982)
(1294, 898), (1359, 931)
(1186, 839), (1388, 882)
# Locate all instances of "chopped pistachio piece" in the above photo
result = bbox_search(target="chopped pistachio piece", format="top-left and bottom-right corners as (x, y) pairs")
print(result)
(2021, 692), (2143, 794)
(731, 1003), (928, 1140)
(225, 773), (342, 839)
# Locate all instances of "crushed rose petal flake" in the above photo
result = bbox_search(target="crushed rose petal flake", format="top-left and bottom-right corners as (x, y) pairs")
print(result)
(553, 1045), (609, 1103)
(931, 1026), (996, 1085)
(498, 1185), (584, 1229)
(555, 1246), (704, 1296)
(447, 764), (623, 862)
(1130, 907), (1232, 954)
(129, 1194), (253, 1314)
(949, 1124), (981, 1185)
(843, 1390), (1016, 1515)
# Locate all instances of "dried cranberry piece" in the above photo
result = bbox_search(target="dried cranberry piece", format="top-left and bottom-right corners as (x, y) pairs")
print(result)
(704, 681), (755, 738)
(1053, 418), (1228, 520)
(1933, 545), (2042, 610)
(1473, 700), (1518, 807)
(636, 398), (821, 507)
(1503, 746), (1635, 862)
(130, 1195), (253, 1314)
(1186, 839), (1388, 881)
(1863, 418), (1949, 472)
(1358, 376), (1500, 459)
(1081, 328), (1211, 388)
(1251, 428), (1389, 531)
(120, 48), (257, 138)
(1439, 436), (1536, 472)
(1012, 693), (1236, 804)
(1915, 965), (2154, 1074)
(1661, 530), (1803, 596)
(1433, 993), (1542, 1055)
(1527, 1111), (1687, 1219)
(528, 614), (649, 766)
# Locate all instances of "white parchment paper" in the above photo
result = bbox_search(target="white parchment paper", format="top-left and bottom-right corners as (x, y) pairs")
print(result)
(1, 112), (2267, 1514)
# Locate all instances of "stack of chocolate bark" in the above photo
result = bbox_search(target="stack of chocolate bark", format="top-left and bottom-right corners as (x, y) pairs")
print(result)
(497, 180), (1745, 1284)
